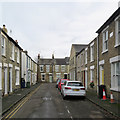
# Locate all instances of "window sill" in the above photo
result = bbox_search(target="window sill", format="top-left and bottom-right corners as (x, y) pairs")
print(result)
(102, 49), (108, 54)
(90, 60), (94, 63)
(2, 54), (6, 58)
(10, 57), (15, 62)
(114, 44), (120, 48)
(15, 83), (20, 86)
(17, 61), (20, 64)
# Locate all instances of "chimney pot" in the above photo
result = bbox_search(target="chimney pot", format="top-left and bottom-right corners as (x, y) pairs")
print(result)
(38, 54), (40, 59)
(15, 40), (18, 44)
(2, 24), (8, 33)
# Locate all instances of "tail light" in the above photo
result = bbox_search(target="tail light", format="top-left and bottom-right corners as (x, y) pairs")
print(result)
(65, 87), (71, 89)
(80, 88), (85, 90)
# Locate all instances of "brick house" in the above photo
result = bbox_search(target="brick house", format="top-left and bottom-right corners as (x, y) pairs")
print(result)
(76, 47), (88, 89)
(21, 50), (38, 87)
(0, 25), (22, 96)
(69, 44), (87, 81)
(31, 59), (37, 85)
(37, 54), (69, 82)
(96, 7), (120, 100)
(86, 38), (98, 92)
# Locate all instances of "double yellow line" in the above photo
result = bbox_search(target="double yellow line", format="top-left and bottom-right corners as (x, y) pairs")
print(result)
(3, 84), (41, 120)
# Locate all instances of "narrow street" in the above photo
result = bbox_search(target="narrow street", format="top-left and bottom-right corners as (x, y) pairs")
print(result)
(3, 83), (112, 119)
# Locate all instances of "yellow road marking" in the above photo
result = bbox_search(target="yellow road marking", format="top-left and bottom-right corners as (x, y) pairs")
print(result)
(3, 84), (41, 119)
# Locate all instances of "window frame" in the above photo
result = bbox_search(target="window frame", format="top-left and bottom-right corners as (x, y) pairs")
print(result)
(110, 61), (120, 91)
(46, 65), (50, 72)
(40, 65), (44, 72)
(102, 29), (108, 52)
(115, 17), (120, 47)
(1, 36), (6, 56)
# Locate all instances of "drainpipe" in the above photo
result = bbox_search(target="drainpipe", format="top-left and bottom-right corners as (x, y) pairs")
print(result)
(97, 35), (99, 94)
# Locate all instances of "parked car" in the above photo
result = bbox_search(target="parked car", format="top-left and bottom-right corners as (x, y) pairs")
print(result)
(58, 79), (69, 91)
(61, 81), (86, 99)
(56, 78), (60, 88)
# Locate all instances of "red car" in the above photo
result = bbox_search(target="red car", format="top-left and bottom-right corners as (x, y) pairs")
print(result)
(58, 79), (69, 91)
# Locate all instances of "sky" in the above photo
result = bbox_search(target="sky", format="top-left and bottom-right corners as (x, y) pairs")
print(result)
(0, 0), (119, 60)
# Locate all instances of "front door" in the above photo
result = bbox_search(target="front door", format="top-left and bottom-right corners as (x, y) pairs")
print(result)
(4, 68), (7, 95)
(85, 71), (87, 90)
(9, 68), (12, 93)
(49, 76), (52, 83)
(100, 66), (104, 85)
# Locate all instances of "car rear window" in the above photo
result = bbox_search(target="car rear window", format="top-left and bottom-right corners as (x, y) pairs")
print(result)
(67, 82), (83, 86)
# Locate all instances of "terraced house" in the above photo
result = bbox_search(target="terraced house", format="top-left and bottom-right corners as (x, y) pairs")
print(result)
(0, 25), (22, 96)
(76, 47), (88, 90)
(21, 51), (38, 88)
(96, 7), (120, 101)
(37, 54), (69, 82)
(69, 44), (87, 81)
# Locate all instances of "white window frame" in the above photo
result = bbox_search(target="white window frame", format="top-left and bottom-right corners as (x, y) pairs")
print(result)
(85, 49), (87, 64)
(61, 65), (65, 72)
(1, 36), (6, 56)
(46, 65), (50, 73)
(55, 65), (59, 72)
(40, 65), (44, 72)
(90, 66), (94, 82)
(90, 43), (94, 62)
(17, 48), (20, 63)
(110, 61), (120, 91)
(15, 67), (20, 85)
(11, 44), (15, 61)
(115, 16), (120, 47)
(102, 29), (108, 53)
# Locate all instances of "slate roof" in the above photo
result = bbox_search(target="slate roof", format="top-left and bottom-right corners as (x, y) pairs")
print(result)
(72, 44), (88, 54)
(96, 7), (120, 33)
(39, 57), (69, 65)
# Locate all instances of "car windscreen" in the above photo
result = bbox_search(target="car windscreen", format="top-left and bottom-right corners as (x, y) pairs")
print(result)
(61, 80), (67, 83)
(67, 82), (83, 86)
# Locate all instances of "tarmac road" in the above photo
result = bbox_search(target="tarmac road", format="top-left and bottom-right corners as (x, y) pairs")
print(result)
(6, 83), (111, 119)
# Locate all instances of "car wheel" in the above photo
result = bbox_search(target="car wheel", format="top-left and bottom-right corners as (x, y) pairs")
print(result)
(62, 94), (66, 100)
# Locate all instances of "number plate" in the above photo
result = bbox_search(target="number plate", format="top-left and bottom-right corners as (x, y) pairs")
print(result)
(73, 89), (79, 91)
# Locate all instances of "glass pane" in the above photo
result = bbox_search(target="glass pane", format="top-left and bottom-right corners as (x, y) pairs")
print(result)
(67, 82), (83, 86)
(112, 63), (115, 75)
(118, 20), (120, 31)
(116, 62), (120, 75)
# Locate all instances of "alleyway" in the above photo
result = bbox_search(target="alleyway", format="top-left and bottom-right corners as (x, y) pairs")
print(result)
(3, 83), (114, 119)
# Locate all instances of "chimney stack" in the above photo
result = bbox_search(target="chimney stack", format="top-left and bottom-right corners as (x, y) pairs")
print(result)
(38, 54), (40, 59)
(2, 24), (8, 34)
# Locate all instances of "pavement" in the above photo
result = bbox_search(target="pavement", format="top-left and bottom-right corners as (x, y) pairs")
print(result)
(2, 83), (120, 119)
(2, 82), (40, 115)
(86, 90), (120, 119)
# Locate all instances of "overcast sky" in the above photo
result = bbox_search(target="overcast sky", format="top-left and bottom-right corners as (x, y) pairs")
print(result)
(0, 0), (119, 59)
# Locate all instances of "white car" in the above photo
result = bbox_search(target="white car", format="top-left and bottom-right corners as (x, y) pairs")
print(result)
(61, 81), (86, 99)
